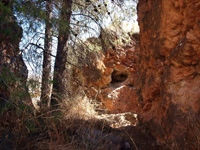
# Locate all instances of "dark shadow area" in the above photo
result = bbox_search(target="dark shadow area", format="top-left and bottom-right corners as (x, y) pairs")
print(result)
(111, 70), (128, 84)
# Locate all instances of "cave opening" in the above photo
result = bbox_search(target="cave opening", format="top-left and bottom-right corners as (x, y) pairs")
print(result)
(111, 70), (128, 84)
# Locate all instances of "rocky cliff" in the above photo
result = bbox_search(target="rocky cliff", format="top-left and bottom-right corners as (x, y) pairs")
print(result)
(137, 0), (200, 149)
(70, 1), (200, 148)
(98, 41), (140, 113)
(74, 35), (140, 114)
(0, 1), (29, 107)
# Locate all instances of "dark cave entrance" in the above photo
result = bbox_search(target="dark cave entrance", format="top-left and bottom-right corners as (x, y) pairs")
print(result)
(111, 70), (128, 84)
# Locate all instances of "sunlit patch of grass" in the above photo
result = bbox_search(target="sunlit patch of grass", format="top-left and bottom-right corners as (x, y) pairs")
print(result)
(62, 95), (98, 120)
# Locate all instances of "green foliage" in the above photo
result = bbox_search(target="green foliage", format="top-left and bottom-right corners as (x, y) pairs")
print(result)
(85, 37), (103, 52)
(14, 0), (46, 21)
(0, 2), (22, 44)
(0, 66), (29, 111)
(0, 102), (15, 114)
(0, 67), (19, 92)
(0, 2), (12, 24)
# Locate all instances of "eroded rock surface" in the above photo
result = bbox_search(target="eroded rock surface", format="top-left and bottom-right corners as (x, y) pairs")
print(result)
(137, 0), (200, 149)
(76, 38), (139, 114)
(98, 43), (139, 113)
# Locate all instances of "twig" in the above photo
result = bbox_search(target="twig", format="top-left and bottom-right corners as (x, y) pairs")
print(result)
(122, 128), (139, 150)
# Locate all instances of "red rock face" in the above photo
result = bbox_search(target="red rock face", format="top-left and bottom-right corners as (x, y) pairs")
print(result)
(99, 43), (139, 113)
(77, 39), (139, 114)
(137, 0), (200, 148)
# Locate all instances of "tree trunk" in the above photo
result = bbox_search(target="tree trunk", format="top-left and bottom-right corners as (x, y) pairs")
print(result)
(137, 0), (200, 149)
(51, 0), (72, 107)
(40, 0), (53, 109)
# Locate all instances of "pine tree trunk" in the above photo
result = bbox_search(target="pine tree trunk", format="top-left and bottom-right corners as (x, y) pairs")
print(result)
(51, 0), (72, 107)
(40, 0), (53, 109)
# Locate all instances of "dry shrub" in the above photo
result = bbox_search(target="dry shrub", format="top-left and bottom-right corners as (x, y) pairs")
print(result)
(0, 99), (81, 150)
(0, 89), (135, 150)
(62, 94), (98, 120)
(32, 92), (110, 150)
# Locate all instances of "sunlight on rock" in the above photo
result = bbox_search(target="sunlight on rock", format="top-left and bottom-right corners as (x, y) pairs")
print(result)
(107, 85), (125, 99)
(62, 93), (138, 129)
(97, 112), (138, 128)
(121, 21), (140, 33)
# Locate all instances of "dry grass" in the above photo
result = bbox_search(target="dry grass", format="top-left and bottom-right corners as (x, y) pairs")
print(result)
(62, 94), (98, 120)
(0, 88), (139, 150)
